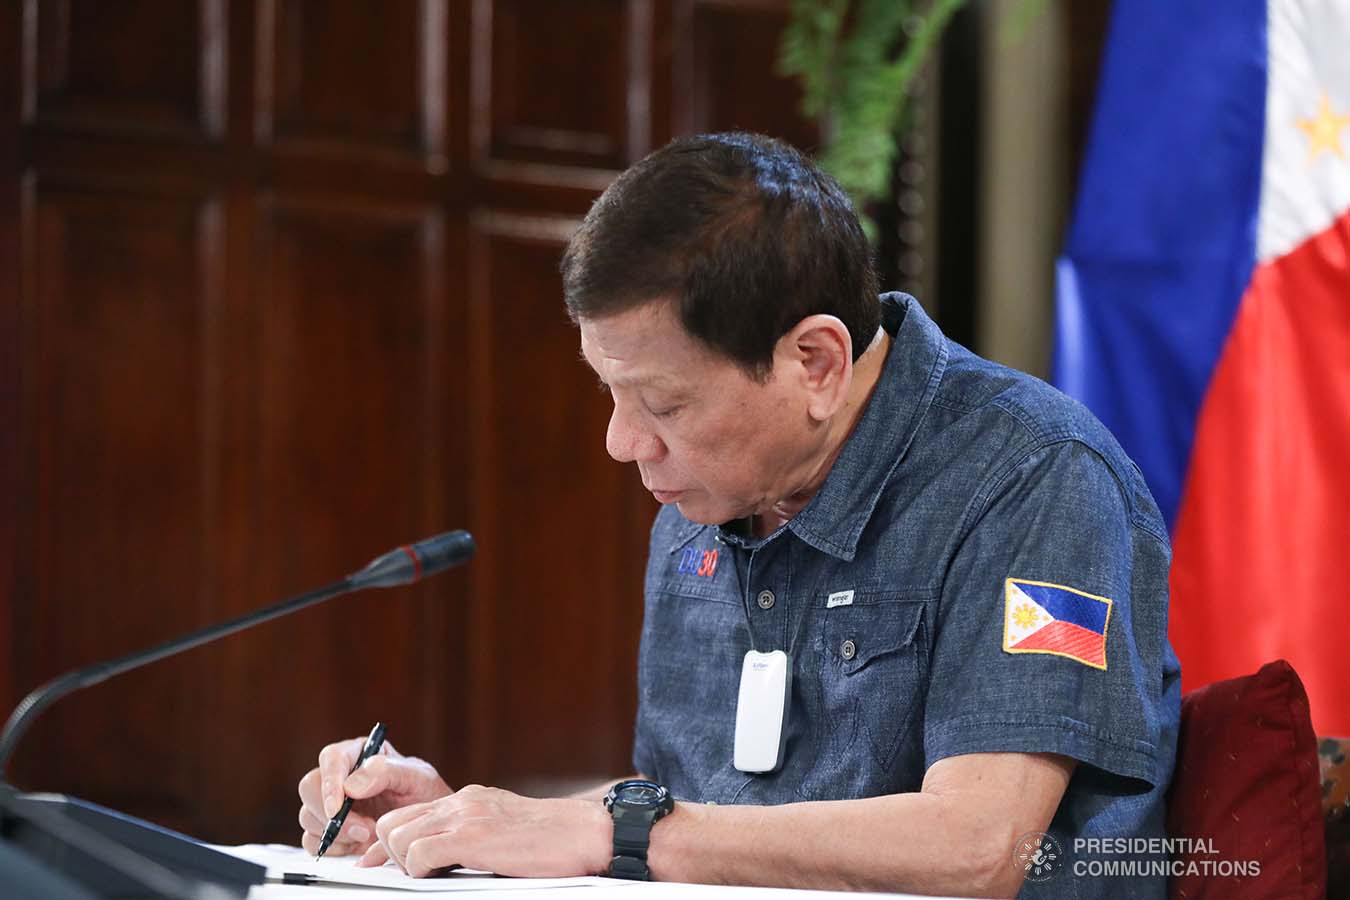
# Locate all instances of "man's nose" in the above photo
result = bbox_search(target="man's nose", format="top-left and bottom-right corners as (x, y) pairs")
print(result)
(606, 404), (665, 464)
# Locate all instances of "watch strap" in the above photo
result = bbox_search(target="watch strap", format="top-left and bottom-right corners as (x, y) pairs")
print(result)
(609, 854), (651, 880)
(605, 783), (672, 881)
(612, 804), (662, 855)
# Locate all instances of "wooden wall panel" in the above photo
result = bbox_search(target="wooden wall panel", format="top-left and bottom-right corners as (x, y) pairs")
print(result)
(256, 0), (448, 168)
(480, 0), (644, 170)
(677, 0), (818, 149)
(1, 1), (23, 717)
(218, 196), (470, 838)
(11, 180), (222, 830)
(466, 216), (649, 782)
(5, 0), (816, 844)
(24, 0), (227, 141)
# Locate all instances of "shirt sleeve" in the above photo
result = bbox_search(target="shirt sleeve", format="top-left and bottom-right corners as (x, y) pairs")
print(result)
(923, 439), (1171, 788)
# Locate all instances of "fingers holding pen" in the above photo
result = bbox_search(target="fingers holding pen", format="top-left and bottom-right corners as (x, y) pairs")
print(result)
(297, 801), (376, 855)
(299, 804), (327, 836)
(303, 724), (478, 867)
(343, 749), (452, 808)
(317, 737), (369, 818)
(299, 765), (378, 856)
(342, 752), (397, 800)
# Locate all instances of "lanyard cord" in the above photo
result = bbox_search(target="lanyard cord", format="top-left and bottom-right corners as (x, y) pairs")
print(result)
(729, 540), (811, 657)
(728, 541), (759, 654)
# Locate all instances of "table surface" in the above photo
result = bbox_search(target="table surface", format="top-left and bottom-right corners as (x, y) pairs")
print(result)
(225, 844), (964, 900)
(246, 880), (959, 900)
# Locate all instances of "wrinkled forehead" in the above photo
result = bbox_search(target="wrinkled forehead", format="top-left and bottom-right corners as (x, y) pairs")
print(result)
(578, 302), (714, 387)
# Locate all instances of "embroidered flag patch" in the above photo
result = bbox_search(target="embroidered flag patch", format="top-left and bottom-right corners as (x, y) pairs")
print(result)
(1003, 578), (1112, 670)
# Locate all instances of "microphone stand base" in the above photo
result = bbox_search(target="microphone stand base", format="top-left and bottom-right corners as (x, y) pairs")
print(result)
(0, 787), (264, 899)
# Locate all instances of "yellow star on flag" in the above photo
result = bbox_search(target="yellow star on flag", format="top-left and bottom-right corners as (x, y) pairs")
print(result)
(1295, 93), (1350, 162)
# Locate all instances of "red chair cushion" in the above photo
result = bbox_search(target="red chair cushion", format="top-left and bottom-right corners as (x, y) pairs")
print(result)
(1167, 659), (1326, 899)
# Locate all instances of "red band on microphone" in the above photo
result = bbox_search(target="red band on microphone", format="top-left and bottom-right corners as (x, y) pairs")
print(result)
(400, 545), (423, 581)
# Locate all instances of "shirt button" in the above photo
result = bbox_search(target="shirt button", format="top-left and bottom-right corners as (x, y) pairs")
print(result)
(840, 639), (857, 661)
(756, 590), (776, 610)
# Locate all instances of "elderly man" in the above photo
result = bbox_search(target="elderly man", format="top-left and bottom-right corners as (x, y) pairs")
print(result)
(297, 133), (1180, 898)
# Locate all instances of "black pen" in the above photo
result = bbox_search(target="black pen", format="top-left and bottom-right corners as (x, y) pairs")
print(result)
(315, 722), (387, 860)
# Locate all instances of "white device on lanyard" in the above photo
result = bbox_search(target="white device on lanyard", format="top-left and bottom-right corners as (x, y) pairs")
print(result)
(733, 649), (792, 773)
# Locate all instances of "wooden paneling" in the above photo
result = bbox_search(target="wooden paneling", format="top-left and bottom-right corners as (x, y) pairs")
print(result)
(24, 0), (228, 141)
(676, 0), (818, 148)
(256, 0), (448, 169)
(1, 1), (23, 715)
(210, 196), (470, 838)
(4, 0), (816, 844)
(11, 179), (222, 828)
(478, 0), (645, 171)
(466, 216), (647, 781)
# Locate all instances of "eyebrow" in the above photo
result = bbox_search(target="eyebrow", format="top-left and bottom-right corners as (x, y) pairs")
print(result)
(577, 350), (678, 390)
(597, 373), (680, 391)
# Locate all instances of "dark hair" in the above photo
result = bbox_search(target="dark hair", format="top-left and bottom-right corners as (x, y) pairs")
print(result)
(560, 132), (879, 380)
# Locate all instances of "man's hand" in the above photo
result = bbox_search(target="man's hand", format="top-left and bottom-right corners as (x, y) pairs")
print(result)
(358, 785), (612, 878)
(297, 738), (453, 857)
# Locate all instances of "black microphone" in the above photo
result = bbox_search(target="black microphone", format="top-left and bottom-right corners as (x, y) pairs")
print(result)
(0, 530), (476, 773)
(0, 530), (475, 898)
(350, 530), (477, 589)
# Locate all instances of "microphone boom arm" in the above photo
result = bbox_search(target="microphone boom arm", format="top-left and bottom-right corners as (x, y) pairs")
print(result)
(0, 527), (475, 776)
(0, 576), (354, 774)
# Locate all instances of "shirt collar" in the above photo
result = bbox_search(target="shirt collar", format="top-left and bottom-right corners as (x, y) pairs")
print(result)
(763, 293), (949, 560)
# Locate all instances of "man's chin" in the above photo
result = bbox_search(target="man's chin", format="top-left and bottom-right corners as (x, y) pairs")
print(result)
(669, 496), (740, 527)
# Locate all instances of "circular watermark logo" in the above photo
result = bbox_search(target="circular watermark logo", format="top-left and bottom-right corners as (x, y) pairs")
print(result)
(1014, 832), (1063, 883)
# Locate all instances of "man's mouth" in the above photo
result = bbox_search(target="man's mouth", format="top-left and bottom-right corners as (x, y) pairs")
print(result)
(650, 489), (686, 503)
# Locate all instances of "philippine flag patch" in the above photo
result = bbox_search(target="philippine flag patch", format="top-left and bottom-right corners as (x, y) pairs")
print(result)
(1003, 579), (1112, 670)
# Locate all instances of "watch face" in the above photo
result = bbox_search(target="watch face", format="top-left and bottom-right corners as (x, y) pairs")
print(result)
(617, 783), (663, 806)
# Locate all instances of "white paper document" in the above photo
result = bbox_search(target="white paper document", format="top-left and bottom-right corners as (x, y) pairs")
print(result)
(215, 844), (966, 899)
(213, 844), (628, 893)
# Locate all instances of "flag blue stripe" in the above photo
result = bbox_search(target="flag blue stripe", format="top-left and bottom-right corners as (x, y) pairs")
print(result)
(1018, 582), (1109, 635)
(1053, 0), (1268, 529)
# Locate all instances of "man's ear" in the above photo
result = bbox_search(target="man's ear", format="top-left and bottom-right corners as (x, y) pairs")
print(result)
(775, 315), (853, 422)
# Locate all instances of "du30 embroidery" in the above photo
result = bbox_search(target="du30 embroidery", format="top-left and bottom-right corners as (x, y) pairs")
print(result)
(678, 547), (719, 578)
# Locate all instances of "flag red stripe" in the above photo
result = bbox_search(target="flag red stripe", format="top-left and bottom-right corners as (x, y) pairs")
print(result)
(1171, 210), (1350, 735)
(1012, 620), (1106, 667)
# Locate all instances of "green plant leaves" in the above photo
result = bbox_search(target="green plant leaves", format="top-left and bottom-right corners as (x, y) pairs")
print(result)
(778, 0), (970, 239)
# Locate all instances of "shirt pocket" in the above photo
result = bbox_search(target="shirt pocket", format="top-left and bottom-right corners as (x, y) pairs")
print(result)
(817, 598), (929, 772)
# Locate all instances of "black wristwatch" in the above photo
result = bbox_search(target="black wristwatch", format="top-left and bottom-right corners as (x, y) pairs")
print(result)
(603, 779), (674, 880)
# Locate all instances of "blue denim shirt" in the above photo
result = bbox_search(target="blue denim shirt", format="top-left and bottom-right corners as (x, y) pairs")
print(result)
(633, 294), (1181, 898)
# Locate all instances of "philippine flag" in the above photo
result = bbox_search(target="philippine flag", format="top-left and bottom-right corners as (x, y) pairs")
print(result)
(1003, 579), (1112, 671)
(1055, 1), (1350, 732)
